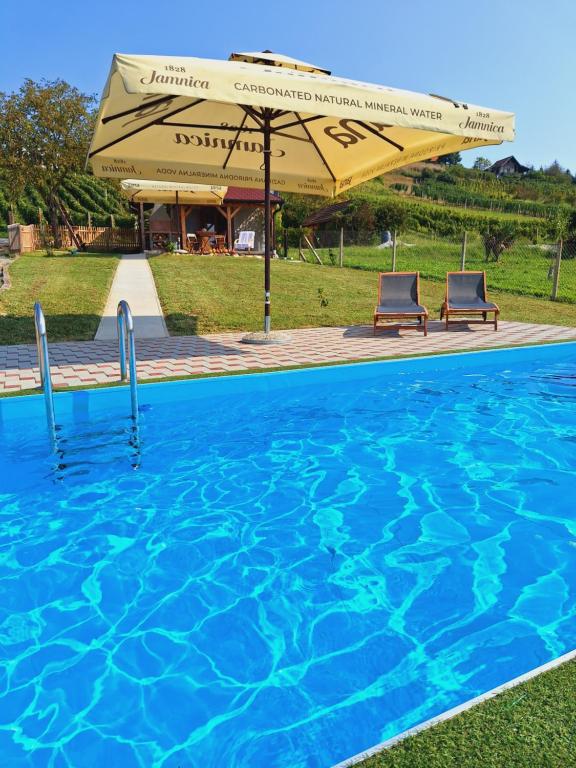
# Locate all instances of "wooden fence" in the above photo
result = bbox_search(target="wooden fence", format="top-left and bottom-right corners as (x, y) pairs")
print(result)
(8, 224), (141, 253)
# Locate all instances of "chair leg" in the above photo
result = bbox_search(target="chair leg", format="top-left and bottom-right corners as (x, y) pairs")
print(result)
(424, 316), (428, 337)
(495, 311), (499, 331)
(482, 312), (487, 322)
(445, 311), (449, 331)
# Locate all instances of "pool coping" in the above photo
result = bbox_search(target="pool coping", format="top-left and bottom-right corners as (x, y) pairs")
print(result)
(2, 336), (576, 400)
(332, 648), (576, 767)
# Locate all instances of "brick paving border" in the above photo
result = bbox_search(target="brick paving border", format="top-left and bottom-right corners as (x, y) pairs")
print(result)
(1, 320), (576, 394)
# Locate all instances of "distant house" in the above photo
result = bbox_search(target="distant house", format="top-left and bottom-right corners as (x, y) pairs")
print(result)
(488, 156), (530, 178)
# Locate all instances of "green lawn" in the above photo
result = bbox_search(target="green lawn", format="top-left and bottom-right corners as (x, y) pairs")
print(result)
(357, 660), (576, 768)
(149, 253), (576, 335)
(0, 251), (119, 344)
(309, 232), (576, 303)
(2, 250), (576, 347)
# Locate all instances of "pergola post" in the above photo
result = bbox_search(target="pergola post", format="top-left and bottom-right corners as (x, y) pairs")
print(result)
(179, 204), (187, 251)
(139, 203), (146, 251)
(227, 205), (233, 251)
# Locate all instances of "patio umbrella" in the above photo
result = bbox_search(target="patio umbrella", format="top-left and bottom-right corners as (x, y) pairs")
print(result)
(89, 51), (515, 340)
(120, 179), (227, 205)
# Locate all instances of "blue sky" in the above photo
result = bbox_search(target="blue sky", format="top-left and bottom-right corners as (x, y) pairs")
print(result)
(2, 0), (574, 170)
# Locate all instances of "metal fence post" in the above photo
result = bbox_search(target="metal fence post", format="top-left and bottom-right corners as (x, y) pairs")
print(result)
(339, 227), (344, 267)
(392, 230), (397, 271)
(460, 231), (467, 271)
(551, 239), (563, 300)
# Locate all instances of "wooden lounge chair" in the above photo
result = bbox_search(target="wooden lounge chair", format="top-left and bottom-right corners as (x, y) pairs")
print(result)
(373, 272), (428, 336)
(441, 271), (499, 330)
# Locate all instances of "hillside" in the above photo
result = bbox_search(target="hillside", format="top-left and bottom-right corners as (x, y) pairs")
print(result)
(2, 159), (574, 243)
(281, 160), (575, 241)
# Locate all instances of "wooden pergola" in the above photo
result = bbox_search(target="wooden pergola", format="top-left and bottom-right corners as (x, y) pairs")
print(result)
(149, 187), (283, 252)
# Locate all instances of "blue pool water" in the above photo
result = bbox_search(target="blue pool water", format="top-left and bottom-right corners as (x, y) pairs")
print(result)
(1, 343), (576, 767)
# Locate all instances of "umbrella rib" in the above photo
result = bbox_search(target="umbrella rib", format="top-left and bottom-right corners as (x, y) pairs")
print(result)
(89, 99), (205, 158)
(353, 121), (405, 151)
(240, 105), (266, 129)
(163, 122), (262, 132)
(273, 130), (314, 143)
(273, 114), (324, 132)
(102, 95), (175, 124)
(294, 112), (336, 183)
(222, 112), (249, 170)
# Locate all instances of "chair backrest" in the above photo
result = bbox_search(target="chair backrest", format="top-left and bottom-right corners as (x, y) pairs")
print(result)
(378, 272), (419, 306)
(447, 271), (486, 303)
(238, 230), (255, 247)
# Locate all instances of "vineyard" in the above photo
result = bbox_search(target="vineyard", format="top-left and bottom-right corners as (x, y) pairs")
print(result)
(409, 179), (570, 219)
(393, 165), (576, 223)
(0, 174), (136, 231)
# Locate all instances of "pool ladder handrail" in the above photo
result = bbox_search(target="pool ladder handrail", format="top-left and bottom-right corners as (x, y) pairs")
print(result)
(34, 301), (57, 443)
(117, 300), (139, 421)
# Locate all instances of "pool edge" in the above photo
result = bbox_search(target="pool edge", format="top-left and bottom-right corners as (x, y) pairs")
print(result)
(331, 647), (576, 768)
(3, 337), (576, 403)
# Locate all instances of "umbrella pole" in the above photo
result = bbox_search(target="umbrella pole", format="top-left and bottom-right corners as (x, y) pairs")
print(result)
(241, 111), (288, 345)
(263, 113), (271, 334)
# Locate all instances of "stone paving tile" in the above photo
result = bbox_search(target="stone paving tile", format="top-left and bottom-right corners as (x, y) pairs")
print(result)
(1, 321), (576, 394)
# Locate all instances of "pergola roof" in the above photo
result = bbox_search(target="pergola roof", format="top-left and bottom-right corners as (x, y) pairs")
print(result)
(223, 187), (282, 204)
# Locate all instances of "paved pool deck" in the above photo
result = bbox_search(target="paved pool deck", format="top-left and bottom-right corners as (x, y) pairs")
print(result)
(1, 320), (576, 394)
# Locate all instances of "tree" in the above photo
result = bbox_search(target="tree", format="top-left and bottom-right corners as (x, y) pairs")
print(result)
(0, 79), (96, 245)
(437, 152), (462, 166)
(543, 160), (565, 177)
(473, 157), (492, 171)
(373, 199), (409, 233)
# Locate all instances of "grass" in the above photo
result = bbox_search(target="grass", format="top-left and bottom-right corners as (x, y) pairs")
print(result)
(149, 252), (576, 335)
(0, 250), (119, 344)
(357, 659), (576, 768)
(2, 248), (576, 346)
(310, 232), (576, 302)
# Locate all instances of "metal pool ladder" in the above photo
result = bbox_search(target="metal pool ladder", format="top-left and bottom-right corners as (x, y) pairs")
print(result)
(34, 301), (57, 445)
(117, 300), (139, 422)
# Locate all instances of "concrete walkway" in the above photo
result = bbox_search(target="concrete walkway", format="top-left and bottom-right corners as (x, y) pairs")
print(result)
(2, 321), (576, 393)
(95, 253), (168, 340)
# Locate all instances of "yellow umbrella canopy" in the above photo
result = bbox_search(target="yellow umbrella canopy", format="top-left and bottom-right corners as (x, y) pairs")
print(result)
(89, 51), (514, 193)
(89, 50), (514, 336)
(120, 179), (227, 205)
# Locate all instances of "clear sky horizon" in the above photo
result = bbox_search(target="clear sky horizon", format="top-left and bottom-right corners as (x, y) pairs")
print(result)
(1, 0), (573, 171)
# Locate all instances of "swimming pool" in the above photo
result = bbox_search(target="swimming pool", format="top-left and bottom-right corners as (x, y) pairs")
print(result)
(1, 343), (576, 767)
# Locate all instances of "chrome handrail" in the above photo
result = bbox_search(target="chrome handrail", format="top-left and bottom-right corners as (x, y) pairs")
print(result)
(34, 302), (57, 444)
(117, 300), (139, 421)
